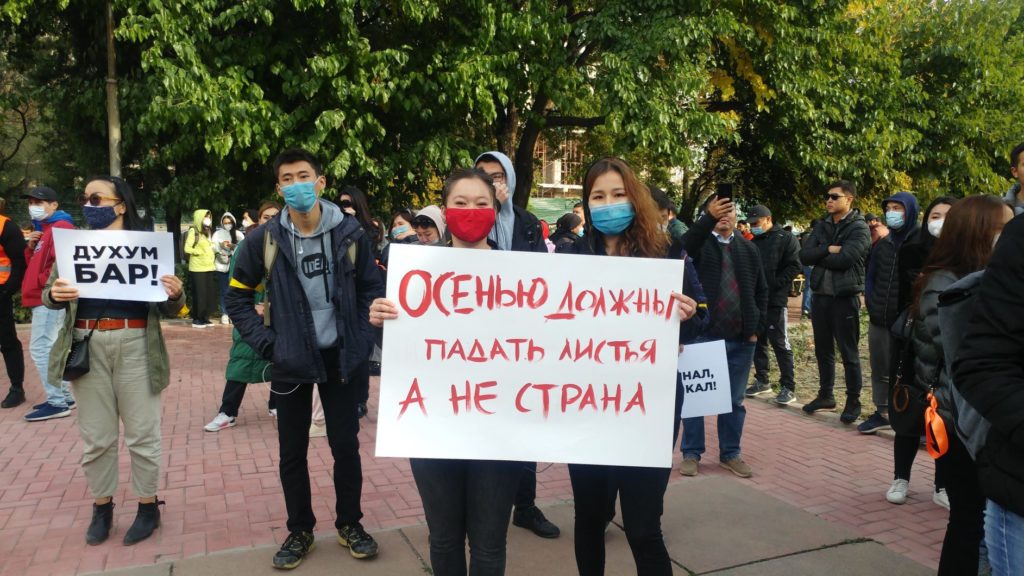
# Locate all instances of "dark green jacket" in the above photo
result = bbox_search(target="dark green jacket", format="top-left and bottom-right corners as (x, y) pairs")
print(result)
(42, 266), (184, 393)
(224, 238), (271, 383)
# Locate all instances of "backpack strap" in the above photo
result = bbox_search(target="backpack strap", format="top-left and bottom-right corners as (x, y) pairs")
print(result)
(262, 231), (279, 328)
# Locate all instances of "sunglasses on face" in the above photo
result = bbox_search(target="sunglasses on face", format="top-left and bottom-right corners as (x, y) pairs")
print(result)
(825, 193), (846, 201)
(339, 199), (354, 210)
(80, 193), (122, 206)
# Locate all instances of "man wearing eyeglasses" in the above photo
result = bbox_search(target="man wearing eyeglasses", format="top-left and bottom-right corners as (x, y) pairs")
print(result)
(798, 181), (871, 423)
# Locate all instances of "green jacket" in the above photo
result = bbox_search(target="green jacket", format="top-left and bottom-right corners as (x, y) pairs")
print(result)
(185, 209), (216, 272)
(224, 238), (272, 383)
(43, 267), (185, 393)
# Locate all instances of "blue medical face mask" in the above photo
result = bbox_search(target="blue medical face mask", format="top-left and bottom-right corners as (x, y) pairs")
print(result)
(391, 225), (410, 239)
(590, 202), (635, 235)
(281, 181), (318, 213)
(885, 210), (905, 229)
(751, 226), (765, 236)
(576, 228), (585, 237)
(82, 205), (120, 230)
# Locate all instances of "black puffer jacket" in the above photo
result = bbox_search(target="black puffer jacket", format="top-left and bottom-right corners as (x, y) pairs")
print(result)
(751, 227), (801, 308)
(954, 214), (1024, 516)
(799, 210), (871, 297)
(911, 271), (958, 416)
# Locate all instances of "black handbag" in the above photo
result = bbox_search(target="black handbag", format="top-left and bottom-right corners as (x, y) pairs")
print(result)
(63, 304), (107, 381)
(889, 314), (928, 435)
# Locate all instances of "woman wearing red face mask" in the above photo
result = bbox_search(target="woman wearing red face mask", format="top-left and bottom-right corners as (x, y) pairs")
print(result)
(368, 168), (519, 576)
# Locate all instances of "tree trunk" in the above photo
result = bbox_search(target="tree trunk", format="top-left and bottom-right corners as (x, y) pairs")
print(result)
(511, 96), (550, 209)
(166, 206), (182, 262)
(105, 1), (122, 177)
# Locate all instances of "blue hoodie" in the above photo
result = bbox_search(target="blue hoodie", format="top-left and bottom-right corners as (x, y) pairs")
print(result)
(474, 151), (517, 251)
(32, 210), (74, 232)
(866, 191), (920, 325)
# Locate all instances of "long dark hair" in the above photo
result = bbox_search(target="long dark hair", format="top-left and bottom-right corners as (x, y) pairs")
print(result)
(87, 176), (148, 231)
(339, 186), (379, 242)
(222, 213), (241, 243)
(918, 195), (958, 248)
(582, 158), (668, 258)
(911, 195), (1010, 316)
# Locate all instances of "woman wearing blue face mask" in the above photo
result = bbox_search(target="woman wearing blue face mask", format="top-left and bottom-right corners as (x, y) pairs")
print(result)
(556, 157), (701, 576)
(44, 176), (184, 547)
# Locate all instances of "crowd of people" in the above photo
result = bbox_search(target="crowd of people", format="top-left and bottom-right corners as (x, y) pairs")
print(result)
(0, 141), (1021, 576)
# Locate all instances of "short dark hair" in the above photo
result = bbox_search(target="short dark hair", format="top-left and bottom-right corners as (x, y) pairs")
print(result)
(273, 148), (322, 180)
(649, 186), (676, 212)
(441, 168), (498, 210)
(573, 201), (583, 209)
(1011, 142), (1024, 169)
(827, 180), (856, 197)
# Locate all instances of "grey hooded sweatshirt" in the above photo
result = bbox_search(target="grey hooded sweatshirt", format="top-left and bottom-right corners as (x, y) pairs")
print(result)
(280, 200), (343, 348)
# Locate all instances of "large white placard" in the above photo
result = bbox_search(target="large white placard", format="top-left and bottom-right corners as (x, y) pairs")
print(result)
(52, 228), (176, 302)
(678, 340), (733, 419)
(376, 243), (686, 468)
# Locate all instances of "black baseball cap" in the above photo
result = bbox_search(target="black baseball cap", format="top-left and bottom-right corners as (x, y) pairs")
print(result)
(864, 213), (880, 223)
(747, 204), (772, 220)
(22, 186), (57, 201)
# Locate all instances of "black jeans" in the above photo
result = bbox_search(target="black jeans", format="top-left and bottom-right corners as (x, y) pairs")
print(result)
(569, 464), (672, 576)
(273, 348), (362, 533)
(937, 433), (985, 575)
(350, 356), (370, 406)
(190, 271), (217, 322)
(810, 294), (863, 398)
(514, 462), (538, 510)
(410, 458), (520, 576)
(218, 380), (276, 418)
(0, 292), (23, 387)
(753, 306), (795, 391)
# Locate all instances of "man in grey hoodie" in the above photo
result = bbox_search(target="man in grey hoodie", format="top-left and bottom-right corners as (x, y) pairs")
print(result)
(1005, 142), (1024, 216)
(226, 149), (384, 570)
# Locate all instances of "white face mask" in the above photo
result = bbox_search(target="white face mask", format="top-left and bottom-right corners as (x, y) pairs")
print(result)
(202, 217), (212, 227)
(28, 205), (47, 221)
(224, 223), (233, 231)
(927, 219), (944, 238)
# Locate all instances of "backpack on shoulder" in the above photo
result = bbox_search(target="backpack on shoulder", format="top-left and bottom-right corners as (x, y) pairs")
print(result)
(937, 270), (991, 459)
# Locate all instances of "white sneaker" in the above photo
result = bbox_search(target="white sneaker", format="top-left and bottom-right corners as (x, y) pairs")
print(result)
(886, 479), (910, 504)
(204, 412), (236, 432)
(268, 408), (277, 418)
(933, 488), (950, 510)
(309, 422), (327, 437)
(221, 314), (231, 325)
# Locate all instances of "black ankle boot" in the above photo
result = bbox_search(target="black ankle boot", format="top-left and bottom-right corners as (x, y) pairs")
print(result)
(86, 501), (114, 545)
(123, 499), (163, 546)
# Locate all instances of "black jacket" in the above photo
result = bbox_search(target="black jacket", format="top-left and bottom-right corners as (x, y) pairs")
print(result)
(548, 230), (579, 252)
(954, 214), (1024, 516)
(799, 210), (870, 297)
(866, 227), (920, 328)
(681, 213), (768, 339)
(225, 213), (385, 384)
(510, 205), (549, 254)
(751, 227), (801, 308)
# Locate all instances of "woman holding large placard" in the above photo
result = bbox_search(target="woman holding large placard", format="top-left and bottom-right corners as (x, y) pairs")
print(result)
(555, 157), (701, 576)
(369, 168), (528, 576)
(44, 176), (184, 547)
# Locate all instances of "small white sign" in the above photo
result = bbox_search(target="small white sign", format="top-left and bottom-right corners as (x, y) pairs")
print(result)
(678, 340), (733, 419)
(52, 228), (176, 302)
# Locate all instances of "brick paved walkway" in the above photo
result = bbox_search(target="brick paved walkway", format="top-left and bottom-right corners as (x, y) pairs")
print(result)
(0, 321), (942, 575)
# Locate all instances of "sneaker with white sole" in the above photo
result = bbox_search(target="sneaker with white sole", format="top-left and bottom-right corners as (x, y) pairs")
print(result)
(886, 479), (910, 504)
(268, 408), (277, 418)
(204, 412), (236, 432)
(24, 402), (72, 421)
(744, 380), (772, 397)
(933, 488), (950, 510)
(221, 314), (231, 325)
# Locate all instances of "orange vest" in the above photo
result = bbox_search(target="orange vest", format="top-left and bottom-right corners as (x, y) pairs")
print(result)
(0, 215), (11, 284)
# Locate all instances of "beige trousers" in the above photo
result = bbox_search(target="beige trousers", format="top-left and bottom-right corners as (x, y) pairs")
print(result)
(71, 327), (161, 498)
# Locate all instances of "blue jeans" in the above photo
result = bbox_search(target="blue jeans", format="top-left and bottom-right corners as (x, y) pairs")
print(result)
(30, 305), (72, 408)
(216, 271), (230, 315)
(411, 458), (521, 576)
(801, 266), (813, 314)
(681, 339), (756, 462)
(986, 500), (1024, 576)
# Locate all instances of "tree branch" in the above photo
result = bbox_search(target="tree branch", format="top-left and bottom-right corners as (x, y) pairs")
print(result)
(545, 114), (605, 128)
(0, 107), (28, 173)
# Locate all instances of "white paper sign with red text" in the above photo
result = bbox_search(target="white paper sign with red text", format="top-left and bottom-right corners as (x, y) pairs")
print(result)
(375, 244), (685, 468)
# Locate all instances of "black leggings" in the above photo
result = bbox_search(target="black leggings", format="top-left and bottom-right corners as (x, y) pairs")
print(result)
(893, 433), (944, 489)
